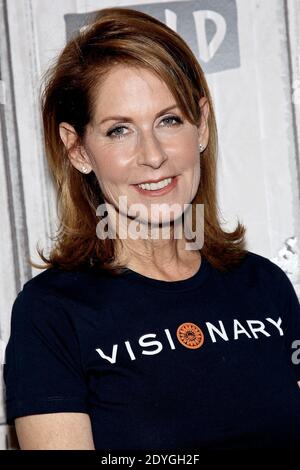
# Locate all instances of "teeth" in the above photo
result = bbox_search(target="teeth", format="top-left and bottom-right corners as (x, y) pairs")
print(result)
(138, 177), (172, 191)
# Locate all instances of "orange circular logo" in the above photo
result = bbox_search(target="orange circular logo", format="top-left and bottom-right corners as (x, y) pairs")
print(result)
(176, 322), (204, 349)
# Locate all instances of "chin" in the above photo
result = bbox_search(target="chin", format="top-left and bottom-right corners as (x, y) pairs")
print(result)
(149, 211), (184, 227)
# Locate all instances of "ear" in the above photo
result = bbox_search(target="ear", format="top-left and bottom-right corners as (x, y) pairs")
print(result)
(197, 97), (210, 150)
(59, 122), (92, 174)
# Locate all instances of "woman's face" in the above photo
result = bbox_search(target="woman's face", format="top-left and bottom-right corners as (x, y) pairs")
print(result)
(63, 65), (209, 225)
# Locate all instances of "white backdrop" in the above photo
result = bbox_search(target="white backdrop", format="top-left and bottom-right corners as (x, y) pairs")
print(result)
(0, 0), (300, 449)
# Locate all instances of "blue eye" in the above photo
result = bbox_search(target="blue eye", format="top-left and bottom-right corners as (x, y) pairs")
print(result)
(106, 115), (183, 140)
(161, 115), (183, 127)
(106, 126), (128, 140)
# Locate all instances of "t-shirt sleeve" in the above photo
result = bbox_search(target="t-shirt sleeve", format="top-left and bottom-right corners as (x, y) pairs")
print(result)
(3, 286), (89, 425)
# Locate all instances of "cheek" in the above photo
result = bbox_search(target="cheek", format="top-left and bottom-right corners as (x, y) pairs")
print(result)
(192, 161), (201, 189)
(176, 149), (200, 179)
(173, 132), (199, 170)
(181, 151), (200, 198)
(93, 152), (130, 188)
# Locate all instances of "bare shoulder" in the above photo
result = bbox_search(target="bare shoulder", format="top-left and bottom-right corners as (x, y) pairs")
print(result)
(15, 412), (95, 450)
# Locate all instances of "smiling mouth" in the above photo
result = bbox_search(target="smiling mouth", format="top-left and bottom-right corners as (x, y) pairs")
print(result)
(132, 176), (178, 197)
(136, 177), (174, 191)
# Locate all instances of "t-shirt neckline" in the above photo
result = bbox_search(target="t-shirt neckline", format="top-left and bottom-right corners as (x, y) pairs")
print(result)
(119, 254), (211, 292)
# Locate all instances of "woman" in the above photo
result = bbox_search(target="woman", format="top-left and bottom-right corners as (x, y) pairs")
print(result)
(3, 7), (300, 450)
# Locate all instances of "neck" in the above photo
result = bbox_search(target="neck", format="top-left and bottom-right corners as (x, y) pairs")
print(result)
(112, 214), (201, 280)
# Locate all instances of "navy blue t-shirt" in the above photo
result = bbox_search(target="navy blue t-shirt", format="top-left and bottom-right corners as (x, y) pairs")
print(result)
(3, 251), (300, 449)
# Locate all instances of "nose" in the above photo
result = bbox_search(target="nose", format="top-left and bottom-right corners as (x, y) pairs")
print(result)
(136, 131), (168, 169)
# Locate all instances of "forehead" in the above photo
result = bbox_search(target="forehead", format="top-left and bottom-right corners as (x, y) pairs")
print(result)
(93, 65), (174, 111)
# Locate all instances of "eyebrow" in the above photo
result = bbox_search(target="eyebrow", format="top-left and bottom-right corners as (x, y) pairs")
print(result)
(97, 104), (179, 126)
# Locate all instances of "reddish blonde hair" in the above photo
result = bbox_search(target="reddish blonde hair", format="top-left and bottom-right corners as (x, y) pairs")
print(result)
(32, 7), (246, 274)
